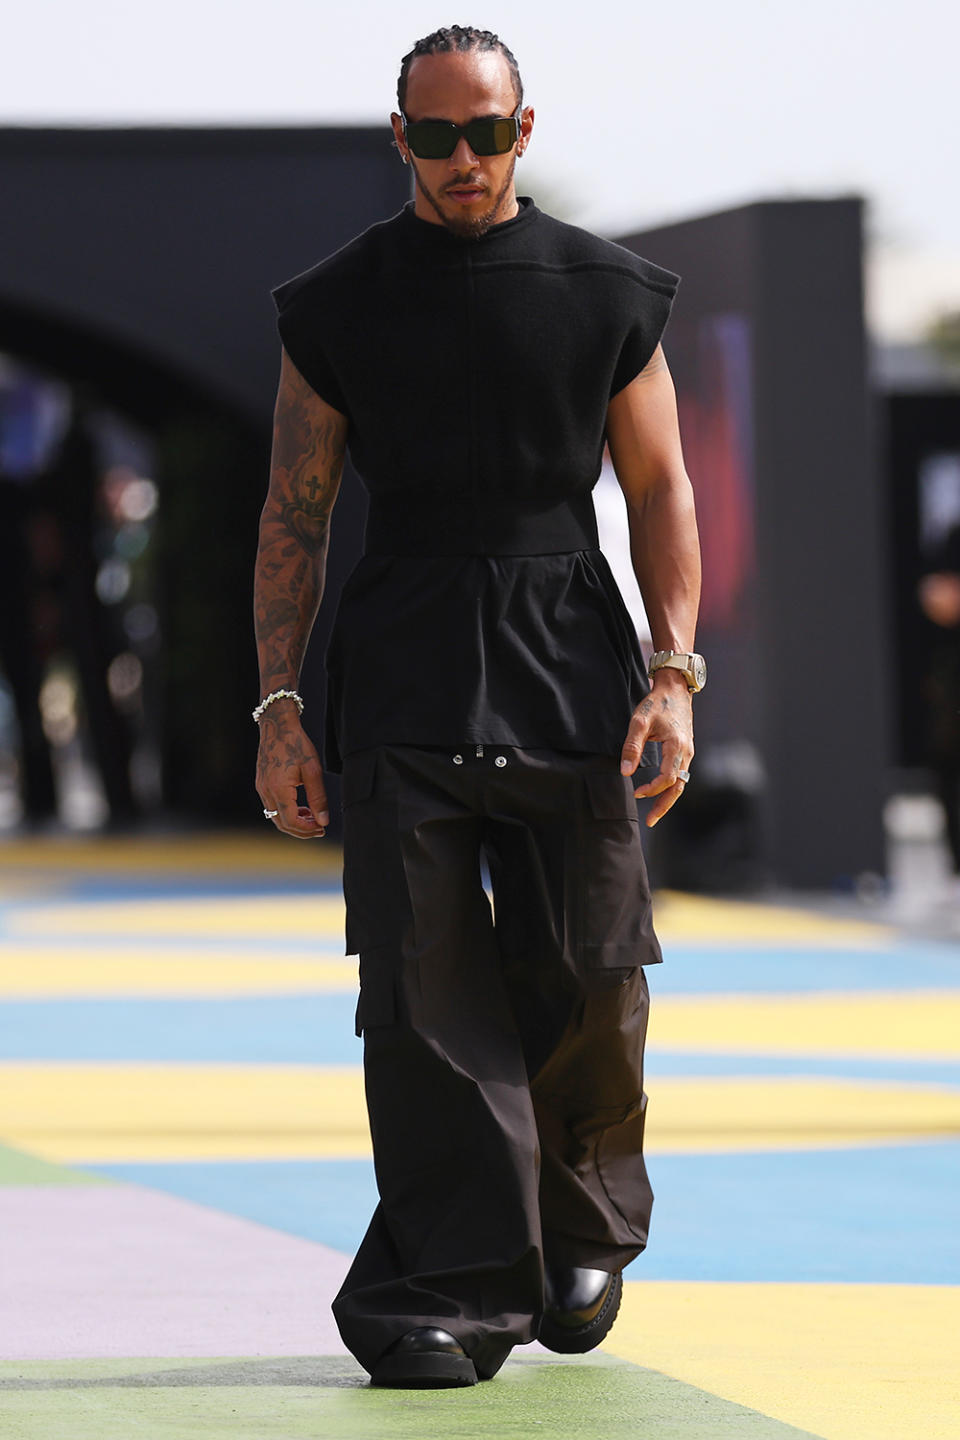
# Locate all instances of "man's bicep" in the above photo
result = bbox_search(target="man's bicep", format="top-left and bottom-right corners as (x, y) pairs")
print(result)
(261, 347), (349, 556)
(268, 346), (349, 509)
(605, 345), (687, 505)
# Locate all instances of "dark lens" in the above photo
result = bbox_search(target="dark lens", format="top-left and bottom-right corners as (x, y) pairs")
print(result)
(472, 116), (518, 154)
(405, 121), (457, 160)
(465, 116), (518, 156)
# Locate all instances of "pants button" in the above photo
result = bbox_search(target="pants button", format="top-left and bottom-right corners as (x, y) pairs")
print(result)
(452, 753), (464, 764)
(494, 755), (507, 767)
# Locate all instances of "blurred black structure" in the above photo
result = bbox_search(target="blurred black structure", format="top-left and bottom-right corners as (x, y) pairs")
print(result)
(0, 469), (57, 820)
(1, 134), (929, 888)
(619, 199), (891, 889)
(886, 392), (960, 770)
(883, 363), (960, 872)
(0, 127), (408, 825)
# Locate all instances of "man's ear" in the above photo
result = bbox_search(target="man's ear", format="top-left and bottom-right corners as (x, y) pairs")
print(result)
(390, 112), (409, 164)
(519, 105), (535, 155)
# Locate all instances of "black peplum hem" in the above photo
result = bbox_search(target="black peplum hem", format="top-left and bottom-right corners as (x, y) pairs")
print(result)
(323, 547), (654, 776)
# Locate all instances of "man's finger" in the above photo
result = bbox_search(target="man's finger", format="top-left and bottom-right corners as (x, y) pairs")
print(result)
(275, 783), (324, 839)
(620, 721), (652, 775)
(645, 778), (686, 827)
(633, 769), (670, 799)
(302, 758), (330, 832)
(633, 736), (683, 797)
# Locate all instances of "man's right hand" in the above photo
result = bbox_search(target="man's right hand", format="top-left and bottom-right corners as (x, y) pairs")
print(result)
(255, 701), (330, 839)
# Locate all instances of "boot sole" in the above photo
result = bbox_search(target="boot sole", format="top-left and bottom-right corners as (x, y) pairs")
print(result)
(370, 1351), (478, 1388)
(538, 1270), (623, 1354)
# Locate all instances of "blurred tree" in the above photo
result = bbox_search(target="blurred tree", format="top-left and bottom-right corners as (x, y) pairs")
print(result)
(926, 309), (960, 369)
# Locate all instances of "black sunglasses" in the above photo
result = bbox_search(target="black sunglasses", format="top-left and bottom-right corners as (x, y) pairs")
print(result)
(402, 107), (521, 160)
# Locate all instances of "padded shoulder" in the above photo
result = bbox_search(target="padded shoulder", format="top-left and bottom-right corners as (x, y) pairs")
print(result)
(530, 211), (681, 297)
(270, 211), (400, 312)
(268, 210), (406, 415)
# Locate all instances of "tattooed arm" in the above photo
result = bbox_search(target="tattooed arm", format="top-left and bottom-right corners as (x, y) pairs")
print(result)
(605, 343), (702, 827)
(254, 347), (348, 839)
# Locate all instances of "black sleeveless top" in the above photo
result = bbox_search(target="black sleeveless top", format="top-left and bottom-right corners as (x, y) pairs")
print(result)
(271, 198), (680, 773)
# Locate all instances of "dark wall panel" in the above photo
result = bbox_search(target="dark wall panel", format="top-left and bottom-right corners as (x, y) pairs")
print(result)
(0, 127), (409, 417)
(619, 198), (890, 887)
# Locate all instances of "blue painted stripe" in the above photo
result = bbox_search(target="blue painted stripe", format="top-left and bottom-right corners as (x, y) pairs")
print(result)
(649, 941), (960, 992)
(0, 995), (363, 1064)
(641, 1142), (960, 1284)
(645, 1052), (960, 1085)
(4, 992), (960, 1075)
(93, 1159), (377, 1256)
(93, 1141), (960, 1285)
(0, 875), (345, 903)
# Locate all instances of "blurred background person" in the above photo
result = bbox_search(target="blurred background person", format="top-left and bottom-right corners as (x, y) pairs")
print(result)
(917, 523), (960, 889)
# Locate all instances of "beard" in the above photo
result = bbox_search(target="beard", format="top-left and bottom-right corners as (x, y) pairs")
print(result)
(411, 156), (517, 240)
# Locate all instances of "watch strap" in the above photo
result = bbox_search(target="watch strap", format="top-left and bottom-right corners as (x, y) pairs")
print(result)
(648, 650), (706, 692)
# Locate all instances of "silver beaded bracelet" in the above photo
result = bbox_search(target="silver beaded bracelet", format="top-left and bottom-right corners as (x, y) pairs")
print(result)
(252, 688), (305, 724)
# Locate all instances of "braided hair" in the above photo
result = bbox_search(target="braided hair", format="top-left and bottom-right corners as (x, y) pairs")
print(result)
(397, 24), (523, 113)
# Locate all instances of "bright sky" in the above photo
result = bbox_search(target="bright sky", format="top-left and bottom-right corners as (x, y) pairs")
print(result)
(8, 1), (960, 337)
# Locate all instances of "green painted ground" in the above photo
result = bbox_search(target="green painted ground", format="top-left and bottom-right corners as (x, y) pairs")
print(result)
(0, 1142), (105, 1186)
(0, 1356), (825, 1440)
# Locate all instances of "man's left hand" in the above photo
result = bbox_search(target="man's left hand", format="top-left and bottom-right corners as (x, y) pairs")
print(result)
(620, 670), (695, 827)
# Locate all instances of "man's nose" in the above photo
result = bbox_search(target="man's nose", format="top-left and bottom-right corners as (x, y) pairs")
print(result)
(448, 134), (480, 169)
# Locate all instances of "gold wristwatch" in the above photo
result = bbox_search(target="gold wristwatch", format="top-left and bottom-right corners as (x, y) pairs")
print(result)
(648, 650), (707, 693)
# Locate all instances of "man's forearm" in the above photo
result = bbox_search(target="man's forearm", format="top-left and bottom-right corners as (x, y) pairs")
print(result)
(254, 351), (348, 697)
(253, 515), (327, 694)
(626, 474), (701, 655)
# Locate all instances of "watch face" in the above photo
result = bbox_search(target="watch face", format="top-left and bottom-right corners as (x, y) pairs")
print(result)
(691, 655), (707, 690)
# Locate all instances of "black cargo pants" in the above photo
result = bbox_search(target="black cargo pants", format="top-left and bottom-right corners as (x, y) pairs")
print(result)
(331, 742), (662, 1379)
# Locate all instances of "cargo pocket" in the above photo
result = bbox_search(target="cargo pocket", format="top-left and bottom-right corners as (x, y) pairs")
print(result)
(341, 747), (379, 809)
(574, 770), (654, 979)
(354, 944), (399, 1037)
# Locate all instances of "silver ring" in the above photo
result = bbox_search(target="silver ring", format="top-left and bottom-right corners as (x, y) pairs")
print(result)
(263, 808), (279, 819)
(677, 769), (691, 784)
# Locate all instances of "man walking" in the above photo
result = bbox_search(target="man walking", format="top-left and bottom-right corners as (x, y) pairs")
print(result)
(255, 25), (702, 1388)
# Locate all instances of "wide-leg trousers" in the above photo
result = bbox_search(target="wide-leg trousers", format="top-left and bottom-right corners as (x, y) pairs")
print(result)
(331, 742), (662, 1379)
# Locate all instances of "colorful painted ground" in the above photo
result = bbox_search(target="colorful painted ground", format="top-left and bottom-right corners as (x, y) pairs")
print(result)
(0, 833), (957, 1440)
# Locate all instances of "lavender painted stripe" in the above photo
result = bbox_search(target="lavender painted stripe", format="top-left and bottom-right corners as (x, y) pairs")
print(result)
(0, 1186), (351, 1359)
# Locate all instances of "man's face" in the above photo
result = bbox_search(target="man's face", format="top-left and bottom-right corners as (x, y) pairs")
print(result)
(390, 49), (533, 239)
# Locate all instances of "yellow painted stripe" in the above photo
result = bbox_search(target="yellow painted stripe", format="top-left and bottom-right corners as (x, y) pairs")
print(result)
(0, 948), (357, 998)
(650, 991), (960, 1059)
(2, 1067), (957, 1163)
(0, 878), (60, 902)
(607, 1281), (960, 1440)
(8, 894), (347, 940)
(0, 1064), (372, 1160)
(5, 895), (889, 955)
(0, 833), (341, 875)
(645, 1076), (960, 1152)
(1, 834), (890, 948)
(4, 950), (954, 1044)
(652, 890), (892, 946)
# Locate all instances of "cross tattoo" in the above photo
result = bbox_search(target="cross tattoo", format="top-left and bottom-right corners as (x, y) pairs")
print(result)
(305, 474), (323, 501)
